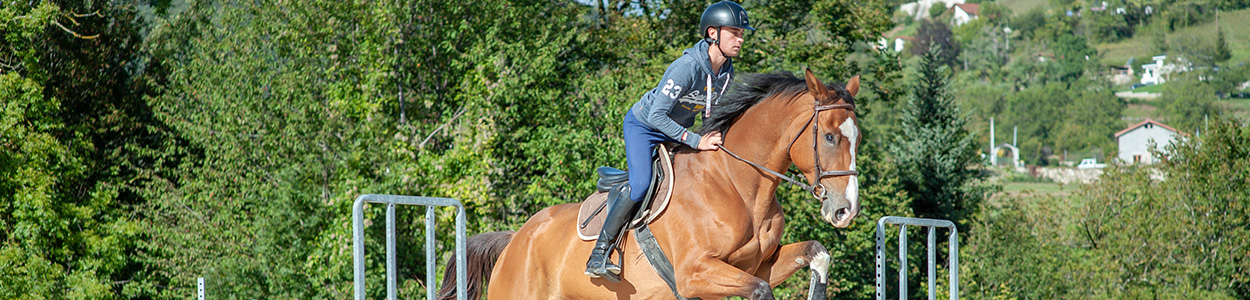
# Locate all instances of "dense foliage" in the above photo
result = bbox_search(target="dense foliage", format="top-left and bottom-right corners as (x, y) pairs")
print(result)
(2, 1), (149, 298)
(6, 0), (901, 298)
(963, 119), (1250, 299)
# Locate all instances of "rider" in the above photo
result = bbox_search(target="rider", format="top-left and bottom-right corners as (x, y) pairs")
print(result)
(585, 1), (755, 279)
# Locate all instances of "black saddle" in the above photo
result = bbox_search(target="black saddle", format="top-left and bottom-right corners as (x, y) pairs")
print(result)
(594, 142), (678, 196)
(596, 167), (629, 193)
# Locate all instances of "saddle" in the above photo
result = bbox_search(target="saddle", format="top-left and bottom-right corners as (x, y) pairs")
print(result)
(576, 143), (676, 241)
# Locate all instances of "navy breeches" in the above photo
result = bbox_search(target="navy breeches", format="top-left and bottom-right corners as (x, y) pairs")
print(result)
(622, 111), (678, 203)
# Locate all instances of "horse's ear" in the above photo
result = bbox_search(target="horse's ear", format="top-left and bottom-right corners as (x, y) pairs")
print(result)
(804, 68), (831, 101)
(846, 75), (861, 98)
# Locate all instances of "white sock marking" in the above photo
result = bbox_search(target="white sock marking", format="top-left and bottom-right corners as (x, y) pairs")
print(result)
(812, 251), (831, 284)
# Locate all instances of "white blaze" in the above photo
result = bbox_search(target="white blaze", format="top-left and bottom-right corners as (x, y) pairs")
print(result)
(839, 116), (860, 210)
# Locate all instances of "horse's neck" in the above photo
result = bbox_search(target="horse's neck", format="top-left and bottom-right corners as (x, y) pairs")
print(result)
(690, 98), (807, 214)
(726, 97), (809, 178)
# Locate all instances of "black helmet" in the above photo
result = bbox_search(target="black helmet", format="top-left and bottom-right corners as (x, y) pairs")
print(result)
(700, 1), (755, 40)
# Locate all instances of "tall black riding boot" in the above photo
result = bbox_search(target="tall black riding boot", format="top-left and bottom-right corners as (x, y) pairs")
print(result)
(585, 190), (642, 280)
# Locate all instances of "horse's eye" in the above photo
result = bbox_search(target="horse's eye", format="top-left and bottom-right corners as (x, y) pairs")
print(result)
(825, 133), (835, 143)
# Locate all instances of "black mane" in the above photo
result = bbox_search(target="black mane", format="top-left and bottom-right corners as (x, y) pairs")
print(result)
(700, 72), (854, 135)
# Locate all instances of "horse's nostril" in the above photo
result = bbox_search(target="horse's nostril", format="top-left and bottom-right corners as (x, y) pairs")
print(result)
(834, 208), (848, 221)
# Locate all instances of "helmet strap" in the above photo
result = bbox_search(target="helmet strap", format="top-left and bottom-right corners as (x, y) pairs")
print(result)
(712, 26), (722, 45)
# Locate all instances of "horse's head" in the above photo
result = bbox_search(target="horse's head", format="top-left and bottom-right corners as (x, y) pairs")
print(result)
(791, 69), (861, 228)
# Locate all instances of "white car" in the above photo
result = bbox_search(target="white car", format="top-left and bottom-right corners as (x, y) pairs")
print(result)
(1077, 158), (1106, 169)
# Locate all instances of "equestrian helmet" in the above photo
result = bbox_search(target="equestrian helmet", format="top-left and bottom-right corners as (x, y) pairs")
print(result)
(700, 1), (755, 40)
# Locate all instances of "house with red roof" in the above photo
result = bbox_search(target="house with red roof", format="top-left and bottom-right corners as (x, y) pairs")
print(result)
(951, 3), (979, 26)
(1115, 119), (1187, 165)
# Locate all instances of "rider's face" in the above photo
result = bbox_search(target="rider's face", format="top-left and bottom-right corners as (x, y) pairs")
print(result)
(716, 27), (745, 58)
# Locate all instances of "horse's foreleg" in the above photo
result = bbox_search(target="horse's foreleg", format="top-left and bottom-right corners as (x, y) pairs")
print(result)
(675, 258), (775, 300)
(753, 241), (830, 300)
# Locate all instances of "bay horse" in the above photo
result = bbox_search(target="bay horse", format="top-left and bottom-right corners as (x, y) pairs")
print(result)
(440, 70), (862, 300)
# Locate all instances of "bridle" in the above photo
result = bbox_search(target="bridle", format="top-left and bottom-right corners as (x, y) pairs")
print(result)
(719, 100), (858, 199)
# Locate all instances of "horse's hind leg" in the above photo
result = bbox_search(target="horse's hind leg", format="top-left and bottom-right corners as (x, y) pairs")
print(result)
(753, 241), (830, 300)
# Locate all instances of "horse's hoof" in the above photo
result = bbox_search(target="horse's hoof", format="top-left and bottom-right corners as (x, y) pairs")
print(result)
(808, 281), (827, 300)
(749, 281), (776, 300)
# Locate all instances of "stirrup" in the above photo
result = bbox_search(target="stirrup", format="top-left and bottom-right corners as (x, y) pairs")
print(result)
(586, 259), (622, 282)
(585, 244), (624, 282)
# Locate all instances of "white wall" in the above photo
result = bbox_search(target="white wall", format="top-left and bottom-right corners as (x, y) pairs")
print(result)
(952, 6), (976, 26)
(1117, 124), (1180, 164)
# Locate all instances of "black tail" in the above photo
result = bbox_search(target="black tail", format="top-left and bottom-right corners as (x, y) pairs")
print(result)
(437, 230), (515, 300)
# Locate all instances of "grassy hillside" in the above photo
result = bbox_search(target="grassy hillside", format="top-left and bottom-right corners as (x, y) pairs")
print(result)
(1098, 8), (1250, 66)
(1222, 98), (1250, 121)
(1001, 182), (1068, 196)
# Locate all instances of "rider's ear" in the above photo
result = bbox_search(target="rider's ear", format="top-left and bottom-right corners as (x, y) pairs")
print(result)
(803, 68), (831, 102)
(846, 75), (861, 98)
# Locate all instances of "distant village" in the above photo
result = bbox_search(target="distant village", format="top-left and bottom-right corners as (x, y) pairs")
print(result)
(884, 0), (1190, 89)
(884, 0), (1208, 180)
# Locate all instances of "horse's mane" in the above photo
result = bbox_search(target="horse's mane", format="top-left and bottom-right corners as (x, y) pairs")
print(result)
(700, 72), (854, 135)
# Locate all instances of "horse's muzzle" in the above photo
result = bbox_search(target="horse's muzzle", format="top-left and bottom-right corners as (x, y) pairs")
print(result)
(819, 190), (858, 228)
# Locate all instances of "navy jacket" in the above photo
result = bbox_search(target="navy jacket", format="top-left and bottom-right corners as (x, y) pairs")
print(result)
(629, 40), (734, 148)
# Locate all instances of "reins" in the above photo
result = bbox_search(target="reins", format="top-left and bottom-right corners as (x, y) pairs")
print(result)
(719, 145), (812, 190)
(717, 101), (857, 198)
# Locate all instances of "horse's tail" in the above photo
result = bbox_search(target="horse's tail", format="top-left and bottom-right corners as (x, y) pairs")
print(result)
(436, 230), (515, 300)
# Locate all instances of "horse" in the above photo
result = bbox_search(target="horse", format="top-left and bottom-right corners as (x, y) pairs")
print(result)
(439, 69), (862, 300)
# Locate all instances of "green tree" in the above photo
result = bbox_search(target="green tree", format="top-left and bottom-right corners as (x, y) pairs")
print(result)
(1008, 6), (1047, 40)
(1081, 5), (1134, 42)
(1159, 77), (1220, 133)
(977, 2), (1012, 25)
(929, 2), (947, 19)
(956, 24), (1011, 76)
(960, 195), (1086, 299)
(1002, 43), (1062, 89)
(1, 1), (151, 298)
(890, 44), (985, 224)
(1050, 34), (1097, 82)
(1214, 28), (1232, 63)
(962, 120), (1250, 300)
(952, 78), (1010, 151)
(1002, 83), (1065, 164)
(1053, 81), (1124, 158)
(745, 0), (897, 78)
(139, 1), (421, 298)
(910, 19), (961, 69)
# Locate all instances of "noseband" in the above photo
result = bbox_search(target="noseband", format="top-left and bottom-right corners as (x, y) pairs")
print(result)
(719, 100), (858, 199)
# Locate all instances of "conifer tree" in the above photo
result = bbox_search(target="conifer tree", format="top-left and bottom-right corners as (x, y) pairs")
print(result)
(890, 44), (985, 224)
(1215, 28), (1232, 63)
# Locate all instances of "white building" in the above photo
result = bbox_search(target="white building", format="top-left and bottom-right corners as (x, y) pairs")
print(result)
(1115, 119), (1185, 165)
(950, 3), (980, 26)
(1140, 55), (1190, 85)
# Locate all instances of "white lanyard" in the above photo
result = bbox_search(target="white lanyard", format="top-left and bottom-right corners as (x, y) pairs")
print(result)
(705, 73), (730, 116)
